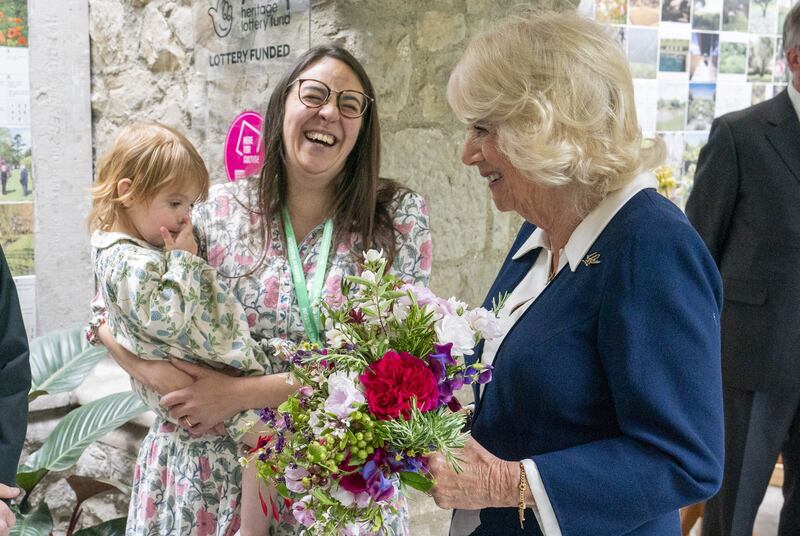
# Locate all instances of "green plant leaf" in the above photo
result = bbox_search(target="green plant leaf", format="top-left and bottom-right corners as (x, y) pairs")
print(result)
(398, 471), (434, 493)
(15, 468), (48, 497)
(19, 392), (147, 473)
(72, 517), (127, 536)
(9, 502), (52, 536)
(29, 327), (107, 398)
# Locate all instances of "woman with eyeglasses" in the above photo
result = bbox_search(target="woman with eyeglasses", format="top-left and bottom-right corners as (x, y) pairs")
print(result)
(92, 45), (431, 535)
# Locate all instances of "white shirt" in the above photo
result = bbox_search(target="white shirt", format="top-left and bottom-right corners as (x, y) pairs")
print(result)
(451, 172), (657, 536)
(787, 81), (800, 123)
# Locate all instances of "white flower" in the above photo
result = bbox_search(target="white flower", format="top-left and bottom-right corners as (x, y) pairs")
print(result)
(393, 302), (410, 322)
(268, 337), (297, 361)
(308, 410), (326, 435)
(363, 249), (385, 263)
(324, 371), (366, 418)
(468, 307), (503, 340)
(361, 270), (377, 283)
(435, 314), (476, 356)
(326, 327), (349, 348)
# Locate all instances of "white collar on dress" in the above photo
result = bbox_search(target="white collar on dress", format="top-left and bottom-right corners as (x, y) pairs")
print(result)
(511, 172), (658, 269)
(90, 229), (160, 251)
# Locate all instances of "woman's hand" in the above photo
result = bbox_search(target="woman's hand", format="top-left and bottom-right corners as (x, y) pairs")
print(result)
(429, 437), (520, 510)
(98, 324), (194, 395)
(160, 359), (248, 435)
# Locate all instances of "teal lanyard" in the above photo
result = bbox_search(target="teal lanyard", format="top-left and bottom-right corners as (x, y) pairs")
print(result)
(282, 207), (334, 343)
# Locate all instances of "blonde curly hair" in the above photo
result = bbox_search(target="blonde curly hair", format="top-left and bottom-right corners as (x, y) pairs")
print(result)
(89, 122), (209, 233)
(447, 10), (663, 216)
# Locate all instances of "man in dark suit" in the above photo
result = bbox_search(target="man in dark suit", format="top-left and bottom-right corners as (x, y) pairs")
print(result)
(686, 5), (800, 535)
(0, 245), (30, 536)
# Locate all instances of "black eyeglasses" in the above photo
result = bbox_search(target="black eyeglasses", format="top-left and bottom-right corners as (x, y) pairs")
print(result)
(290, 78), (373, 118)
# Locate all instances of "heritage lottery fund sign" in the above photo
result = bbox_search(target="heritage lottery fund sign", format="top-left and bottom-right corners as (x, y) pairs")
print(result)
(198, 0), (310, 73)
(192, 1), (310, 181)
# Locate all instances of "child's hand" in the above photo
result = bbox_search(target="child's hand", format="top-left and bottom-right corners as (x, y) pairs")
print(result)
(161, 216), (198, 256)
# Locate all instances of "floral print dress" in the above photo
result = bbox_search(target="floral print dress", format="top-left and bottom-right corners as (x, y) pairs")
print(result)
(125, 178), (432, 536)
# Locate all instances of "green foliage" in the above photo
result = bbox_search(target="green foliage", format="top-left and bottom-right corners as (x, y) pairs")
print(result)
(28, 328), (107, 402)
(14, 327), (147, 535)
(20, 393), (146, 474)
(8, 503), (52, 536)
(719, 43), (747, 74)
(72, 517), (127, 536)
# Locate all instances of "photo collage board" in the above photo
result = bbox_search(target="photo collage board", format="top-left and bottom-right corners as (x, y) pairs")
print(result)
(1, 0), (35, 333)
(585, 0), (798, 207)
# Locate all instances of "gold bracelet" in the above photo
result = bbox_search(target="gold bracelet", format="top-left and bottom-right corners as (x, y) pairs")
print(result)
(518, 461), (528, 528)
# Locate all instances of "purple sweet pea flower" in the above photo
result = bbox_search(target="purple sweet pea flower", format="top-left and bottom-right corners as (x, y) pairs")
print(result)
(477, 365), (494, 385)
(362, 461), (395, 502)
(403, 455), (429, 473)
(437, 380), (454, 406)
(427, 353), (448, 382)
(433, 343), (456, 365)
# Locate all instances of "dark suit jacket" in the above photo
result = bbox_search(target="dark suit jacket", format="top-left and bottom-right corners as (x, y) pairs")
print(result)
(464, 190), (724, 535)
(0, 245), (30, 485)
(686, 90), (800, 393)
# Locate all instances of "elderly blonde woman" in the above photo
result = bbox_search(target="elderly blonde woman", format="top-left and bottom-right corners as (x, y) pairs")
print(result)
(429, 11), (724, 536)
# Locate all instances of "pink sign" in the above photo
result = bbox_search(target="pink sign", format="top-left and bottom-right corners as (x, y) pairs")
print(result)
(224, 110), (264, 181)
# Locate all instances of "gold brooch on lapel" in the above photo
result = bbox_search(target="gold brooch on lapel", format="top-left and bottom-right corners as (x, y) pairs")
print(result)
(582, 252), (601, 267)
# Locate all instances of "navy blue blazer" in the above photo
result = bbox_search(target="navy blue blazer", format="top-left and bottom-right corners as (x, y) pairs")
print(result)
(464, 190), (724, 536)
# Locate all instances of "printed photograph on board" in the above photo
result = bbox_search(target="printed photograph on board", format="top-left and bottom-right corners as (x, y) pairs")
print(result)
(715, 82), (753, 115)
(660, 37), (691, 73)
(690, 32), (720, 81)
(0, 126), (32, 201)
(596, 0), (628, 24)
(751, 82), (771, 103)
(748, 35), (776, 81)
(629, 0), (662, 25)
(0, 0), (28, 47)
(662, 0), (692, 22)
(749, 0), (779, 34)
(657, 82), (689, 130)
(0, 202), (33, 276)
(628, 27), (660, 78)
(719, 41), (748, 75)
(693, 0), (723, 29)
(682, 131), (710, 188)
(774, 37), (792, 83)
(723, 0), (751, 29)
(687, 82), (717, 130)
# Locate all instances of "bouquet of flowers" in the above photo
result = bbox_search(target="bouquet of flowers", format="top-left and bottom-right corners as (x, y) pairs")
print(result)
(252, 250), (502, 535)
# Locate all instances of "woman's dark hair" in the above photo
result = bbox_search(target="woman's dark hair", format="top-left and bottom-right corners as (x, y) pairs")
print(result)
(256, 44), (406, 268)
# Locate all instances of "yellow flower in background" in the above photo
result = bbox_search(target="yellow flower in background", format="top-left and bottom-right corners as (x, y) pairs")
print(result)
(654, 165), (677, 196)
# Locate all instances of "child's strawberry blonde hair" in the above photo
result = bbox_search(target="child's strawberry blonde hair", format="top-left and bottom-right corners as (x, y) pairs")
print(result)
(89, 122), (209, 232)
